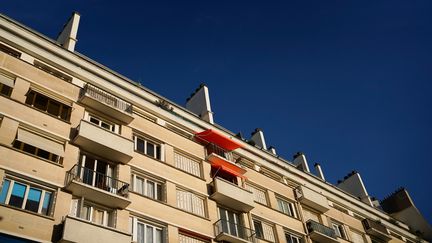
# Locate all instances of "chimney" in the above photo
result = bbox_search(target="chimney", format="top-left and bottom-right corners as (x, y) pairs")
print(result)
(337, 171), (372, 206)
(250, 128), (267, 150)
(314, 163), (325, 181)
(293, 152), (310, 173)
(268, 146), (277, 155)
(186, 84), (214, 124)
(57, 12), (81, 52)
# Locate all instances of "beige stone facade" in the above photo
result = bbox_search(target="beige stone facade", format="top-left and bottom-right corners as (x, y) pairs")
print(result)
(0, 13), (429, 243)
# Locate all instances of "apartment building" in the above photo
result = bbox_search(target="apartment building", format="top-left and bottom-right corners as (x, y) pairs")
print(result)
(0, 12), (430, 243)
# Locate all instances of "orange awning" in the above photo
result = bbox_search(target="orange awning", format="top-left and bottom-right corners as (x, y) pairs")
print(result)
(195, 129), (243, 151)
(208, 153), (247, 179)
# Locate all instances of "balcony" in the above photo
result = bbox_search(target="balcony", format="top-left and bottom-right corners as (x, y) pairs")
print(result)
(73, 120), (133, 163)
(214, 219), (254, 243)
(80, 83), (133, 123)
(362, 218), (392, 242)
(295, 185), (330, 212)
(65, 164), (131, 209)
(306, 220), (339, 243)
(209, 177), (254, 212)
(60, 216), (130, 243)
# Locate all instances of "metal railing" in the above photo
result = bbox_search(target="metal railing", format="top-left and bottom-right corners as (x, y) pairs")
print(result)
(206, 143), (234, 162)
(362, 218), (389, 235)
(66, 164), (129, 197)
(306, 220), (337, 239)
(214, 219), (254, 241)
(82, 83), (132, 114)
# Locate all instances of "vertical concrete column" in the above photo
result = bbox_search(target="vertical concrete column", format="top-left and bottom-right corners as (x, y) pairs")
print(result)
(207, 199), (218, 222)
(275, 224), (286, 243)
(320, 214), (330, 226)
(121, 125), (133, 140)
(267, 190), (278, 210)
(0, 117), (19, 145)
(167, 225), (179, 243)
(202, 161), (211, 183)
(164, 144), (174, 166)
(10, 77), (30, 103)
(70, 104), (85, 128)
(116, 209), (130, 232)
(53, 190), (73, 220)
(117, 164), (131, 184)
(165, 181), (177, 207)
(62, 142), (80, 169)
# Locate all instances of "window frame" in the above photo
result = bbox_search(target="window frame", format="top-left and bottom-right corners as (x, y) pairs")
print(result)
(176, 188), (206, 217)
(131, 173), (164, 201)
(13, 140), (61, 163)
(285, 232), (303, 243)
(86, 112), (119, 133)
(174, 151), (202, 177)
(276, 196), (297, 218)
(246, 183), (268, 205)
(134, 135), (163, 161)
(252, 218), (276, 242)
(331, 221), (347, 239)
(129, 216), (165, 243)
(0, 177), (54, 216)
(25, 90), (72, 122)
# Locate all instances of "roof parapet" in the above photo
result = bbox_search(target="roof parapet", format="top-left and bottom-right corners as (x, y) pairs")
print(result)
(57, 12), (80, 52)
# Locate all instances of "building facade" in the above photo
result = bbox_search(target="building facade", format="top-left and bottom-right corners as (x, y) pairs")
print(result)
(0, 12), (430, 243)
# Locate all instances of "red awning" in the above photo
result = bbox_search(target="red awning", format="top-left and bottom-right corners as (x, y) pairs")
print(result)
(208, 153), (247, 179)
(195, 129), (243, 151)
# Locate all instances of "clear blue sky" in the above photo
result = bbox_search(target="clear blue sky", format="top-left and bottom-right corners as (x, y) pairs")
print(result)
(2, 1), (431, 222)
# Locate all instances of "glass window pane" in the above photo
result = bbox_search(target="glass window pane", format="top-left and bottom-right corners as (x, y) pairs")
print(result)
(146, 225), (154, 243)
(25, 91), (35, 105)
(37, 149), (51, 160)
(147, 181), (155, 198)
(23, 143), (36, 154)
(81, 205), (91, 220)
(137, 223), (145, 243)
(147, 142), (155, 157)
(155, 229), (163, 243)
(9, 182), (26, 208)
(92, 209), (104, 225)
(25, 188), (42, 213)
(41, 192), (52, 215)
(137, 138), (145, 153)
(0, 180), (10, 203)
(90, 117), (100, 125)
(101, 122), (111, 130)
(60, 106), (71, 121)
(47, 100), (61, 116)
(156, 184), (162, 201)
(34, 94), (48, 110)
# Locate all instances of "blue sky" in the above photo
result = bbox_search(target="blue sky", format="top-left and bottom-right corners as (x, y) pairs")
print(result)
(2, 1), (431, 222)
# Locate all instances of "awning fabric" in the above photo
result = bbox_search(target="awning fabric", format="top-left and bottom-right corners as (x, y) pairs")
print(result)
(195, 129), (243, 151)
(208, 154), (247, 179)
(0, 73), (14, 87)
(17, 129), (65, 157)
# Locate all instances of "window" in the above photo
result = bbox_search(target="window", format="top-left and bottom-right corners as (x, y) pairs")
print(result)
(217, 207), (245, 238)
(350, 230), (365, 243)
(130, 217), (164, 243)
(132, 174), (163, 201)
(179, 233), (209, 243)
(246, 184), (267, 205)
(276, 197), (297, 218)
(0, 178), (53, 216)
(174, 152), (201, 177)
(0, 43), (21, 58)
(70, 198), (115, 227)
(25, 90), (72, 121)
(253, 219), (276, 242)
(285, 232), (303, 243)
(176, 189), (205, 217)
(134, 135), (162, 160)
(33, 60), (72, 82)
(0, 72), (14, 97)
(12, 128), (64, 163)
(87, 113), (118, 133)
(331, 221), (347, 239)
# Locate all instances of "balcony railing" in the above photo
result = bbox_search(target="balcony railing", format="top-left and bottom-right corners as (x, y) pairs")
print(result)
(306, 220), (337, 239)
(214, 219), (255, 242)
(81, 83), (132, 114)
(207, 143), (234, 162)
(66, 164), (129, 198)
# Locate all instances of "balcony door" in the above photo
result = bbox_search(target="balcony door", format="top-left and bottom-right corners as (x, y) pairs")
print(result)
(80, 154), (114, 190)
(218, 207), (244, 238)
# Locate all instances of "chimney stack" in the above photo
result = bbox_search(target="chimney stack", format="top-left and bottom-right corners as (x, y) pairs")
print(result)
(268, 146), (277, 155)
(250, 128), (267, 150)
(314, 163), (325, 181)
(186, 84), (214, 124)
(57, 12), (81, 52)
(293, 152), (310, 173)
(337, 171), (373, 206)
